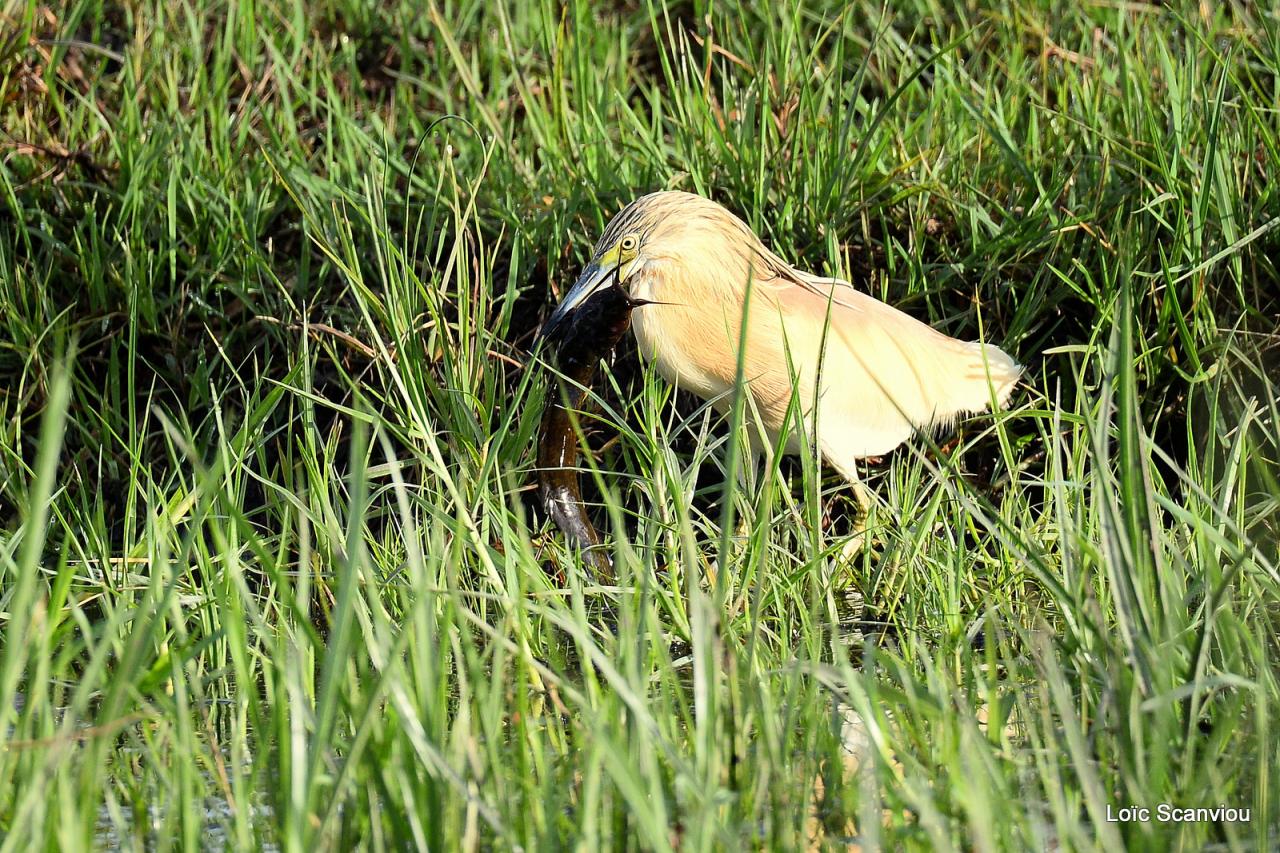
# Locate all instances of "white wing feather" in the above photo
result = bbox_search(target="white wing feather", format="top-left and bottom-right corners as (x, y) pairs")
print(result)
(764, 270), (1022, 465)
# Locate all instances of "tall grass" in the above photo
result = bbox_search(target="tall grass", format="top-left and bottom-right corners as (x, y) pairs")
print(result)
(1, 0), (1277, 848)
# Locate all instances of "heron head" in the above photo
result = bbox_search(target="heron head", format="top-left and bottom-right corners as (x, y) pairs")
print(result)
(539, 191), (761, 346)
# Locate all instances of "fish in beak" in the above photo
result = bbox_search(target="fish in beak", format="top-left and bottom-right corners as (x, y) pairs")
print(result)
(534, 254), (638, 581)
(538, 259), (619, 345)
(539, 239), (652, 346)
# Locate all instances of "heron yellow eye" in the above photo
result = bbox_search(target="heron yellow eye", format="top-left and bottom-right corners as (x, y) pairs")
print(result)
(619, 234), (638, 253)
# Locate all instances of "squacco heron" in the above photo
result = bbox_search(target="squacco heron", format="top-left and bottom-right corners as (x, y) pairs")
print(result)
(541, 191), (1022, 495)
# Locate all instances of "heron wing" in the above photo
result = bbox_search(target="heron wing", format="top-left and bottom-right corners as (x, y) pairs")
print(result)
(754, 264), (1022, 460)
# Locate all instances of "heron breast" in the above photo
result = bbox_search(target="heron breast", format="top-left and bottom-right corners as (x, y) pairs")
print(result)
(629, 272), (733, 401)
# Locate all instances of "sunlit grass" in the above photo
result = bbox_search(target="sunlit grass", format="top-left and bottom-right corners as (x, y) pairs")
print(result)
(1, 0), (1278, 849)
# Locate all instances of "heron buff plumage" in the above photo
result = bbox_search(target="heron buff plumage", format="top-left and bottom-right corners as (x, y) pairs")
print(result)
(542, 191), (1023, 482)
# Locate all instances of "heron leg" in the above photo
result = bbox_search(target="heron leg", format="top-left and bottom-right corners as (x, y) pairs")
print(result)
(835, 468), (876, 563)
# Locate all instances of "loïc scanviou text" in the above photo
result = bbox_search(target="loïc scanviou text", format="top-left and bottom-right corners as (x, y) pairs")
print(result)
(1106, 804), (1251, 823)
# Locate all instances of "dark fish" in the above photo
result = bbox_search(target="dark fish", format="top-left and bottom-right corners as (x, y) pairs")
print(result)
(536, 282), (636, 581)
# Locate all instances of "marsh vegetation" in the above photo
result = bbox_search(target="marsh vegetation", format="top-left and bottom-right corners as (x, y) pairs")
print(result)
(1, 0), (1277, 849)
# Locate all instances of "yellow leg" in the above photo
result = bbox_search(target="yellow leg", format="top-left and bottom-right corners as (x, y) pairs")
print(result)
(838, 477), (875, 563)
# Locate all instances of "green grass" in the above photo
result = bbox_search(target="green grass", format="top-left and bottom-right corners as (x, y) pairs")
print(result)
(1, 0), (1278, 849)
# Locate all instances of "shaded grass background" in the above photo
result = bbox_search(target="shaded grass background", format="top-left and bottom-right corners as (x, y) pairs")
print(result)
(1, 0), (1278, 848)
